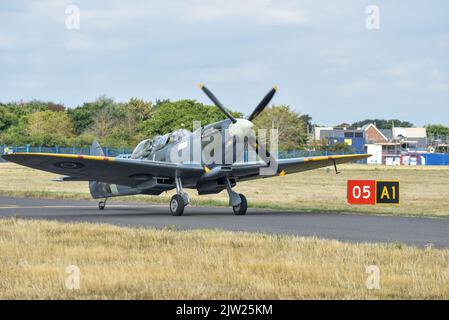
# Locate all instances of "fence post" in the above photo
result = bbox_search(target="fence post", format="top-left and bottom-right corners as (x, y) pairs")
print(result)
(105, 147), (109, 157)
(55, 145), (59, 153)
(73, 146), (76, 154)
(26, 144), (30, 153)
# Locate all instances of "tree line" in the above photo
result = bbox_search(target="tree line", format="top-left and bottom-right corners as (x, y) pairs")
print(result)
(1, 97), (447, 151)
(0, 96), (310, 151)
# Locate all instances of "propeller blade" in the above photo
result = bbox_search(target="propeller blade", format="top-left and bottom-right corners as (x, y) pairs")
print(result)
(247, 86), (277, 121)
(199, 84), (237, 123)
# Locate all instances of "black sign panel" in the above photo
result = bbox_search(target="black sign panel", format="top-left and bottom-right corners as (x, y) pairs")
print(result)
(376, 181), (400, 204)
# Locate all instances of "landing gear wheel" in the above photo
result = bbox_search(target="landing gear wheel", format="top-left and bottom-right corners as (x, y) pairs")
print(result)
(233, 194), (247, 215)
(170, 194), (185, 216)
(98, 201), (105, 210)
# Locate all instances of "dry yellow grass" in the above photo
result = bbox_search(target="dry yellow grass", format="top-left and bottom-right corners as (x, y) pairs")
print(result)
(1, 162), (449, 217)
(1, 219), (448, 299)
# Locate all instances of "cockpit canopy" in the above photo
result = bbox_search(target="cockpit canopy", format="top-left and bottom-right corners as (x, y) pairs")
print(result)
(131, 129), (191, 160)
(167, 129), (191, 144)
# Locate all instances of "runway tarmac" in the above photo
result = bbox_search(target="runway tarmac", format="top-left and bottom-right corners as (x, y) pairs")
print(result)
(0, 196), (448, 248)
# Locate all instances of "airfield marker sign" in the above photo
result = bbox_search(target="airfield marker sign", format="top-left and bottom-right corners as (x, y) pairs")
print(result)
(347, 180), (376, 205)
(347, 180), (400, 205)
(376, 180), (400, 204)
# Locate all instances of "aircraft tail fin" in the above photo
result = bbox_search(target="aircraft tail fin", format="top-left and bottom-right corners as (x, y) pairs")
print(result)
(90, 139), (105, 157)
(89, 139), (104, 197)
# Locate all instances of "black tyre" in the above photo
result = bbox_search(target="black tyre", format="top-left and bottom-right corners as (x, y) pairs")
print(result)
(170, 194), (185, 216)
(232, 194), (247, 215)
(98, 201), (105, 210)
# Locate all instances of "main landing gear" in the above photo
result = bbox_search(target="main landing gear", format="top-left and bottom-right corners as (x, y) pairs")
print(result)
(170, 176), (190, 216)
(98, 198), (107, 210)
(232, 193), (247, 215)
(168, 176), (247, 216)
(224, 176), (247, 215)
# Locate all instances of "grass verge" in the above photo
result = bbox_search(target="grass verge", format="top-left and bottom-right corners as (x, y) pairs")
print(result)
(1, 219), (449, 299)
(1, 163), (449, 217)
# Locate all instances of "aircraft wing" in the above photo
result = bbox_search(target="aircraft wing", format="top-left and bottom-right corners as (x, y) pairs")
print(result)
(230, 154), (371, 181)
(1, 153), (204, 187)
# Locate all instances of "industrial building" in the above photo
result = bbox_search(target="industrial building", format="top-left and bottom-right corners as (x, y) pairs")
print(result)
(312, 123), (449, 165)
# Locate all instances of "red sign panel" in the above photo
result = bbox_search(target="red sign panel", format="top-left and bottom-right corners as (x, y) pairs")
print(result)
(347, 180), (376, 205)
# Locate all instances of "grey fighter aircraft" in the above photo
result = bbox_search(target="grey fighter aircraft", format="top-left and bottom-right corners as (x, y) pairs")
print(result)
(2, 86), (370, 216)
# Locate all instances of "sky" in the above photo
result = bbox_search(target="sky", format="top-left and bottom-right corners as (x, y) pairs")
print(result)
(0, 0), (448, 126)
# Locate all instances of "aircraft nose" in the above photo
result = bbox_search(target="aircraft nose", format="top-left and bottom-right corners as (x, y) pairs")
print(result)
(228, 119), (254, 137)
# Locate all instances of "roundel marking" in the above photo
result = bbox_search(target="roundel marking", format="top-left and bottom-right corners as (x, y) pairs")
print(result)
(54, 161), (85, 169)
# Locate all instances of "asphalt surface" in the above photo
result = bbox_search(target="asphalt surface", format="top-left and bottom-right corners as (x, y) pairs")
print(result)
(0, 196), (448, 248)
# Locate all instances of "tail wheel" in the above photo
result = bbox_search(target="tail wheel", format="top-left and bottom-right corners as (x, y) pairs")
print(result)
(170, 194), (185, 216)
(233, 194), (247, 215)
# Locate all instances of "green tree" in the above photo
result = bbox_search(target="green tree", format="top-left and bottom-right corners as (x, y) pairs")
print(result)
(0, 106), (18, 132)
(123, 98), (154, 122)
(138, 99), (241, 137)
(68, 95), (115, 135)
(27, 110), (74, 137)
(425, 124), (449, 137)
(252, 105), (308, 150)
(0, 118), (29, 145)
(25, 110), (75, 146)
(323, 141), (354, 152)
(351, 119), (413, 129)
(89, 108), (117, 140)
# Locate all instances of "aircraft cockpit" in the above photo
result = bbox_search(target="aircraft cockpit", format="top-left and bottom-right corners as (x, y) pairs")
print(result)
(131, 129), (191, 160)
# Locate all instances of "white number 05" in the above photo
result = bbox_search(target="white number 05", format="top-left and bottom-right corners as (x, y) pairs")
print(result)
(352, 186), (371, 199)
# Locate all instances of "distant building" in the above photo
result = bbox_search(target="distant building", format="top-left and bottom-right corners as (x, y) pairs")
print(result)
(313, 126), (365, 154)
(361, 123), (388, 144)
(313, 123), (428, 165)
(313, 127), (335, 141)
(392, 127), (427, 150)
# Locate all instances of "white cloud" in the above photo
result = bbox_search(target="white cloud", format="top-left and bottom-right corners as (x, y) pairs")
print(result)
(428, 83), (449, 93)
(201, 61), (271, 83)
(0, 35), (15, 49)
(1, 0), (449, 125)
(184, 0), (306, 25)
(65, 34), (132, 52)
(336, 80), (375, 96)
(387, 59), (435, 78)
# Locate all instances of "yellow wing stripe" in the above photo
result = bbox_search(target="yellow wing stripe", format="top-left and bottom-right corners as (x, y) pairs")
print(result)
(11, 152), (115, 162)
(303, 154), (371, 162)
(9, 153), (369, 164)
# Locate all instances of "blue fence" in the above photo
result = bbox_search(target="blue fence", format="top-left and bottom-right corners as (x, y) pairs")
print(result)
(421, 153), (449, 165)
(278, 149), (366, 159)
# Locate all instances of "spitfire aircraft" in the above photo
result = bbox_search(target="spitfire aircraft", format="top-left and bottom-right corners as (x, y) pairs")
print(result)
(2, 86), (369, 216)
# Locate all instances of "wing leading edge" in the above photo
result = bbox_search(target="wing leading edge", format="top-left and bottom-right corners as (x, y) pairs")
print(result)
(1, 153), (204, 187)
(2, 152), (370, 186)
(231, 154), (371, 181)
